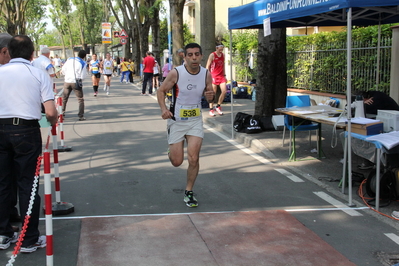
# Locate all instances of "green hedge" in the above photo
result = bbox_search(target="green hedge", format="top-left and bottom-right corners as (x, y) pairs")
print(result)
(287, 25), (395, 94)
(227, 25), (396, 94)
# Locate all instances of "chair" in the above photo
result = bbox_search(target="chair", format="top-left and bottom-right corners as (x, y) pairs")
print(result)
(282, 95), (319, 157)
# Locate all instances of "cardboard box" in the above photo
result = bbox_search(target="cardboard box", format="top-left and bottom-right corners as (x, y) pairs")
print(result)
(349, 121), (384, 136)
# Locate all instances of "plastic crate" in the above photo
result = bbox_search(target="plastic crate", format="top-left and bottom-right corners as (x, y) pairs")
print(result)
(376, 110), (399, 132)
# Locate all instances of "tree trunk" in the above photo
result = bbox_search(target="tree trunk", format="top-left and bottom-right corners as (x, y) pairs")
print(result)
(255, 28), (287, 117)
(2, 0), (29, 35)
(169, 0), (185, 66)
(151, 5), (160, 63)
(200, 0), (215, 66)
(67, 24), (74, 53)
(132, 27), (140, 73)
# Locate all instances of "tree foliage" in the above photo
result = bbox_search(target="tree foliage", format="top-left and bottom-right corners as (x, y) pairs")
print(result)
(24, 0), (48, 49)
(159, 18), (195, 53)
(0, 0), (46, 35)
(39, 29), (62, 47)
(73, 0), (104, 53)
(225, 29), (258, 82)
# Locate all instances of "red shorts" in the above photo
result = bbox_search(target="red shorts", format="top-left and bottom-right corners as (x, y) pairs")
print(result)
(212, 76), (227, 85)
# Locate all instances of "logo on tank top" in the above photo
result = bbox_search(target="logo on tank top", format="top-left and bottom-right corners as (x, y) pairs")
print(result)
(187, 84), (197, 90)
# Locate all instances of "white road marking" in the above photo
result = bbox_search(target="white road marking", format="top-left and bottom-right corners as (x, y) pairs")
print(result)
(313, 191), (363, 216)
(204, 124), (272, 165)
(286, 207), (369, 212)
(40, 207), (369, 221)
(275, 168), (304, 182)
(385, 233), (399, 246)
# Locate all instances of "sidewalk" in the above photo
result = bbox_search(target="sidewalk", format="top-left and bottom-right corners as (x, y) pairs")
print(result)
(203, 98), (399, 226)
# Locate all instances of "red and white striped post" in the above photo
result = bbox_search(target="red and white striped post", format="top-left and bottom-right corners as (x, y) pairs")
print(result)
(56, 97), (72, 152)
(51, 125), (61, 203)
(49, 124), (74, 216)
(43, 152), (54, 266)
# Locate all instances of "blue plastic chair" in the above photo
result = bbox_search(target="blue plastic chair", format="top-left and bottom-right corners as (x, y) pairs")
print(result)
(282, 95), (319, 157)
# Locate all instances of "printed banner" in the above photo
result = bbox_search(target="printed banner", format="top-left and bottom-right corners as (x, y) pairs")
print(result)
(102, 22), (112, 44)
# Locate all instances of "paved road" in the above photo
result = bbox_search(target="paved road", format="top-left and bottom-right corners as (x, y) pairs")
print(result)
(1, 77), (399, 266)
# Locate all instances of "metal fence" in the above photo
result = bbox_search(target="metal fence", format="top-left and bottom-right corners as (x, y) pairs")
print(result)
(232, 38), (392, 95)
(286, 38), (392, 95)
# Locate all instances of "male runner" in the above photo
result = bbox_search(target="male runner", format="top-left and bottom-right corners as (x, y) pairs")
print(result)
(157, 43), (215, 207)
(206, 44), (227, 116)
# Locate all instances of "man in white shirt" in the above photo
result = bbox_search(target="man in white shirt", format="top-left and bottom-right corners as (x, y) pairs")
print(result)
(33, 47), (55, 78)
(0, 32), (22, 228)
(61, 50), (88, 121)
(157, 43), (215, 208)
(32, 47), (56, 93)
(53, 54), (62, 67)
(52, 54), (63, 78)
(0, 35), (57, 253)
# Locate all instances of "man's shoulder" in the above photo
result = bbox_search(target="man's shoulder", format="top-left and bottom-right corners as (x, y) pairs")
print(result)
(34, 55), (49, 63)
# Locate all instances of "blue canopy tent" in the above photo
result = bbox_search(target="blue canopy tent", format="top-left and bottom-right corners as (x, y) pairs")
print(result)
(228, 0), (399, 207)
(229, 0), (399, 29)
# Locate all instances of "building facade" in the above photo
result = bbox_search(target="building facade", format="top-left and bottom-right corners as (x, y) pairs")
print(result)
(183, 0), (343, 41)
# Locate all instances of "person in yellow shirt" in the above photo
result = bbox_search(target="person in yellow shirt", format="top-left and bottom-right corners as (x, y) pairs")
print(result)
(128, 59), (135, 83)
(120, 58), (130, 83)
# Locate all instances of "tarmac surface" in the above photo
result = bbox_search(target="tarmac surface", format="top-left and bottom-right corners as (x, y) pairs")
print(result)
(2, 77), (399, 266)
(204, 95), (399, 219)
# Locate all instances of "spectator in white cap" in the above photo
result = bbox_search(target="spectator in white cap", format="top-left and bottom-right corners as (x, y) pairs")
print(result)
(33, 47), (55, 78)
(0, 32), (12, 65)
(32, 46), (56, 93)
(177, 48), (185, 66)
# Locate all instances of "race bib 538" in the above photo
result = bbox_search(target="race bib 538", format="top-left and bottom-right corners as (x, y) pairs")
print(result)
(180, 108), (200, 118)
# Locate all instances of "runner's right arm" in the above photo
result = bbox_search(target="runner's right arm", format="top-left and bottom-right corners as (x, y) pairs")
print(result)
(157, 69), (177, 120)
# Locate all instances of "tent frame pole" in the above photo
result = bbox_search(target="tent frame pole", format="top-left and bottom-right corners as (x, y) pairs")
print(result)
(346, 8), (356, 207)
(229, 30), (234, 139)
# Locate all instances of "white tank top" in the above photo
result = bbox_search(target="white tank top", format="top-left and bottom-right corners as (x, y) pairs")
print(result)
(103, 59), (113, 75)
(170, 65), (208, 121)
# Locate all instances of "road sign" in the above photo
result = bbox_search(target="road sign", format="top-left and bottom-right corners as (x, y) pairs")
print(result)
(120, 38), (127, 45)
(113, 31), (120, 38)
(119, 29), (128, 39)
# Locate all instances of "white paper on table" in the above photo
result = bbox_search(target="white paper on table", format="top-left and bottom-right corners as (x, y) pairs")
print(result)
(324, 117), (348, 123)
(366, 131), (399, 150)
(351, 117), (380, 124)
(291, 110), (318, 115)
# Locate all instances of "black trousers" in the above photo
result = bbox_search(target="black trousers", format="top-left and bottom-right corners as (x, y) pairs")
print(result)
(0, 125), (42, 246)
(142, 72), (154, 94)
